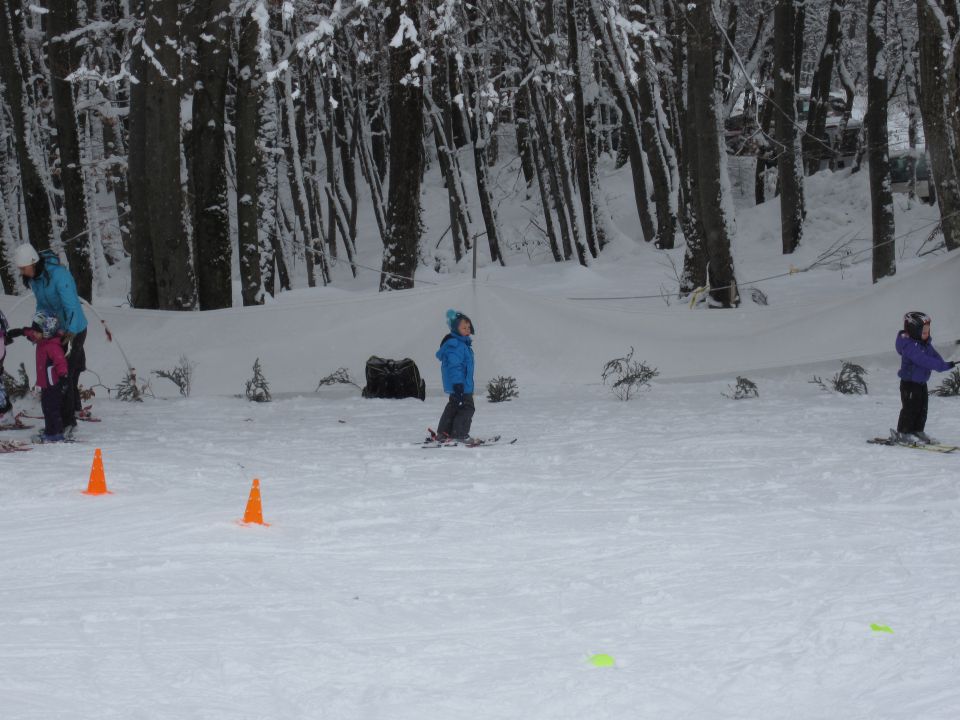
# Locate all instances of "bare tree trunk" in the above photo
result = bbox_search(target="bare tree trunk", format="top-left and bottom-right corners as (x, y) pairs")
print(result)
(461, 2), (506, 266)
(586, 0), (656, 244)
(191, 0), (232, 309)
(425, 50), (469, 263)
(916, 0), (960, 250)
(867, 0), (895, 280)
(894, 6), (920, 201)
(567, 0), (599, 260)
(380, 0), (423, 290)
(754, 88), (776, 204)
(688, 0), (739, 307)
(720, 2), (739, 99)
(0, 0), (53, 251)
(46, 0), (91, 299)
(235, 6), (263, 306)
(805, 0), (845, 174)
(126, 0), (158, 307)
(625, 7), (679, 250)
(773, 0), (804, 254)
(143, 0), (194, 309)
(514, 85), (535, 188)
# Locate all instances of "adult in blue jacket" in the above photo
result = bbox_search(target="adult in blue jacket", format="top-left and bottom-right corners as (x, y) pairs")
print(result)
(15, 244), (88, 434)
(895, 311), (955, 443)
(435, 309), (475, 441)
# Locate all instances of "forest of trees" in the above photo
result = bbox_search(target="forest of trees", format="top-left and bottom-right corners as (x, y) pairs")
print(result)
(1, 0), (958, 310)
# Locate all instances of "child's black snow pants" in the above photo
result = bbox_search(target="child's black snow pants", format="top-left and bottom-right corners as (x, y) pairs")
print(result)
(437, 394), (475, 440)
(41, 380), (65, 437)
(897, 380), (928, 434)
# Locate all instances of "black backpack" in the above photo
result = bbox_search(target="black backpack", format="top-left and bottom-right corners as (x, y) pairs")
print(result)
(361, 356), (426, 401)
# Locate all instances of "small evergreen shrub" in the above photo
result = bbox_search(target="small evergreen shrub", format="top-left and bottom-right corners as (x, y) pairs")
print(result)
(245, 358), (271, 402)
(115, 369), (151, 402)
(934, 368), (960, 397)
(153, 354), (195, 397)
(723, 376), (759, 400)
(810, 361), (868, 395)
(602, 347), (659, 401)
(316, 367), (360, 391)
(486, 376), (519, 403)
(1, 362), (31, 401)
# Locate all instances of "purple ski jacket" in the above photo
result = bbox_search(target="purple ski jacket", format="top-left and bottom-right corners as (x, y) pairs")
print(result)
(896, 332), (951, 384)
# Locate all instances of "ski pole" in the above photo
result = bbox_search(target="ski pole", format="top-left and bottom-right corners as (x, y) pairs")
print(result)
(80, 299), (135, 377)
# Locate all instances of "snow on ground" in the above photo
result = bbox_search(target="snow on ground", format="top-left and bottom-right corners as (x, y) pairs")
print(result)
(2, 162), (960, 718)
(1, 370), (960, 718)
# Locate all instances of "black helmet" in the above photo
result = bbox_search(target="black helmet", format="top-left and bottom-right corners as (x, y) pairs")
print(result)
(903, 311), (931, 341)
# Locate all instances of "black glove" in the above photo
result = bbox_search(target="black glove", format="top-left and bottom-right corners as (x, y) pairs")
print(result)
(452, 383), (464, 407)
(948, 361), (957, 369)
(6, 328), (23, 340)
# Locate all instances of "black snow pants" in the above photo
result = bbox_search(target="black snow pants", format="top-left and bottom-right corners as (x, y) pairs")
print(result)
(437, 394), (475, 440)
(42, 379), (65, 437)
(61, 329), (86, 429)
(897, 380), (928, 434)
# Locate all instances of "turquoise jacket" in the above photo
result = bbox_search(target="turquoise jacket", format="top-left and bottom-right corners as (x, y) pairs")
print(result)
(437, 333), (474, 394)
(28, 251), (87, 335)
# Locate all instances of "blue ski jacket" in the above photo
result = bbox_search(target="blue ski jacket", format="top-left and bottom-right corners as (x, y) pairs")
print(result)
(437, 332), (474, 394)
(896, 332), (951, 384)
(28, 251), (87, 335)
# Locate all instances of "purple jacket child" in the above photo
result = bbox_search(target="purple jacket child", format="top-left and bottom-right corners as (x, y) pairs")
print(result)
(895, 312), (957, 440)
(896, 332), (953, 384)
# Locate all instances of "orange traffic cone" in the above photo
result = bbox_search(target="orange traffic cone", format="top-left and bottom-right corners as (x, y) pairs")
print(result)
(83, 448), (111, 495)
(242, 478), (268, 525)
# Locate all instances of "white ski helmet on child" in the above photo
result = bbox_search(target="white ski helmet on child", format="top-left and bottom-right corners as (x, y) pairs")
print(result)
(13, 244), (40, 268)
(32, 311), (59, 339)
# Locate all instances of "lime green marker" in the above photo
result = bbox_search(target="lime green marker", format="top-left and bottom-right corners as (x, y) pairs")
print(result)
(871, 624), (894, 634)
(590, 653), (615, 667)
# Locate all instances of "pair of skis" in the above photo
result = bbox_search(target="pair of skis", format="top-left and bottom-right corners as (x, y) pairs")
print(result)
(421, 428), (516, 448)
(0, 439), (31, 453)
(867, 430), (958, 454)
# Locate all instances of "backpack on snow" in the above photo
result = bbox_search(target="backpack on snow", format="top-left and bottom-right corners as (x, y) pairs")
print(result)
(361, 356), (426, 401)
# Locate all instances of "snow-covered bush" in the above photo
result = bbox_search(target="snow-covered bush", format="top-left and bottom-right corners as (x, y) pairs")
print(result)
(934, 368), (960, 397)
(811, 362), (868, 395)
(486, 376), (519, 403)
(316, 367), (360, 391)
(1, 362), (30, 401)
(723, 376), (759, 399)
(245, 359), (271, 402)
(602, 347), (659, 401)
(153, 354), (195, 397)
(115, 369), (151, 402)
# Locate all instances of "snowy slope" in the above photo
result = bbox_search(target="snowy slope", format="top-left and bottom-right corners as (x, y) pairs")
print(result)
(3, 246), (958, 397)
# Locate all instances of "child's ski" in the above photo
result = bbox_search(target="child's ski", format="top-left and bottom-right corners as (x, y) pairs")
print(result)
(0, 413), (33, 431)
(78, 405), (100, 422)
(867, 437), (958, 453)
(0, 439), (32, 453)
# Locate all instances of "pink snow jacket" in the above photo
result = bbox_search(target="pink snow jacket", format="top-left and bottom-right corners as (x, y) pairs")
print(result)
(24, 329), (68, 389)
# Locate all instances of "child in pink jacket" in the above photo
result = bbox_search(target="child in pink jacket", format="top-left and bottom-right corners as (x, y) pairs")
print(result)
(10, 312), (69, 442)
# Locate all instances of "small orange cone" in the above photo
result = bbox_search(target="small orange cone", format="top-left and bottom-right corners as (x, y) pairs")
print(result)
(242, 478), (268, 525)
(83, 448), (112, 495)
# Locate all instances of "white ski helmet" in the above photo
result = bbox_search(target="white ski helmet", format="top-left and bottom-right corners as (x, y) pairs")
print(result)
(13, 244), (39, 268)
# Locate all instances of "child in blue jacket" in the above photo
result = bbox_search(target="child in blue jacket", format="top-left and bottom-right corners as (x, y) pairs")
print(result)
(895, 311), (956, 443)
(435, 309), (475, 441)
